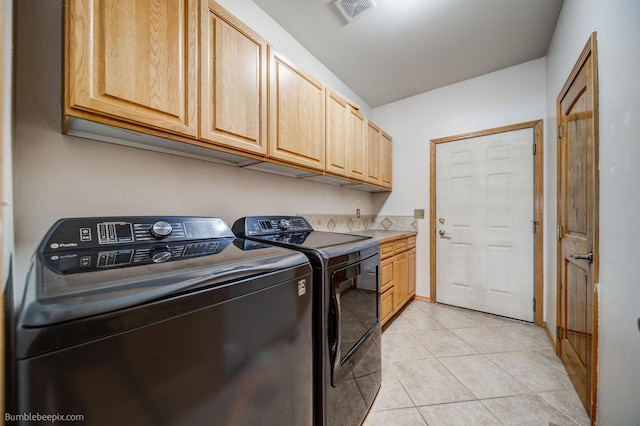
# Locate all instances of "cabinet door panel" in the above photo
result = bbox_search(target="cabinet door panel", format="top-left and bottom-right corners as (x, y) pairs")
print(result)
(366, 121), (381, 185)
(269, 50), (325, 171)
(381, 131), (393, 189)
(381, 289), (395, 325)
(348, 108), (366, 181)
(325, 90), (348, 175)
(381, 258), (394, 293)
(380, 242), (395, 260)
(201, 1), (267, 154)
(394, 251), (408, 310)
(67, 0), (197, 136)
(408, 248), (416, 297)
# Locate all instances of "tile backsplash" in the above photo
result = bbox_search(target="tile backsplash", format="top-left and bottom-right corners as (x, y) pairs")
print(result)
(299, 214), (419, 233)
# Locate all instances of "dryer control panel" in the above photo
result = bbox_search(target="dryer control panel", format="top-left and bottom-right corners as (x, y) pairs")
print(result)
(40, 216), (234, 254)
(233, 216), (313, 237)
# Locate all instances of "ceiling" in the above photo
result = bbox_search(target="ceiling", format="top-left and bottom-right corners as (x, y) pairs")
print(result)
(252, 0), (564, 107)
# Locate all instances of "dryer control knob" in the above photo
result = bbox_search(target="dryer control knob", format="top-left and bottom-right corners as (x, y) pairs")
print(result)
(150, 248), (172, 263)
(150, 221), (173, 239)
(278, 219), (292, 230)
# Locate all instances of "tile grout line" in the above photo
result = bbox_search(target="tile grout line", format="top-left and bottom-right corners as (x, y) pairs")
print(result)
(367, 301), (590, 426)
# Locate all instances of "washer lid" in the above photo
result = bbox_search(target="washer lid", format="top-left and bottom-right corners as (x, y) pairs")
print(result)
(18, 237), (308, 328)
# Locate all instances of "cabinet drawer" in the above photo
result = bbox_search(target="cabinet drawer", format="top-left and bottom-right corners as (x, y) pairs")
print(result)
(394, 238), (407, 253)
(380, 258), (394, 292)
(380, 242), (395, 259)
(381, 288), (395, 324)
(407, 236), (416, 249)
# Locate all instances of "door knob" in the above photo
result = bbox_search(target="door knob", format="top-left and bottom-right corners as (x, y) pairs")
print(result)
(438, 229), (451, 240)
(570, 252), (593, 263)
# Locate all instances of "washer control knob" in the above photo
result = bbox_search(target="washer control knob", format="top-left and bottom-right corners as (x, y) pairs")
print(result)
(150, 248), (172, 263)
(150, 221), (173, 239)
(278, 218), (292, 230)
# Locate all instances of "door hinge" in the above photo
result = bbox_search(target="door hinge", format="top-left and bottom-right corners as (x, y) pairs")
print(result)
(532, 220), (539, 234)
(556, 326), (561, 337)
(556, 225), (563, 240)
(557, 124), (564, 139)
(533, 298), (536, 312)
(533, 142), (537, 155)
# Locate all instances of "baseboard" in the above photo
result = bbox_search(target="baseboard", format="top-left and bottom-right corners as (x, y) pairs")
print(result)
(413, 295), (431, 302)
(543, 321), (559, 354)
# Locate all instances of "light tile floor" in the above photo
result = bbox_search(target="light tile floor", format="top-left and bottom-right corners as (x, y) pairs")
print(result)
(363, 300), (591, 426)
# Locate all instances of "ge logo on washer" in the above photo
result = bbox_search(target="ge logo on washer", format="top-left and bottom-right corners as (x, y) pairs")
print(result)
(298, 279), (306, 296)
(49, 242), (78, 249)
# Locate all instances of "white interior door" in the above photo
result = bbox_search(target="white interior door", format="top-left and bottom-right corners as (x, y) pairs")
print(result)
(435, 128), (534, 321)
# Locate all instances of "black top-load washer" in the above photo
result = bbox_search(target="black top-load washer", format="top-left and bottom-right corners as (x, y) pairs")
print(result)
(8, 216), (313, 426)
(232, 216), (382, 426)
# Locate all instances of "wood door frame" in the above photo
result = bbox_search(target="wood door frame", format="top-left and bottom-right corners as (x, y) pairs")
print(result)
(430, 120), (544, 326)
(556, 32), (599, 422)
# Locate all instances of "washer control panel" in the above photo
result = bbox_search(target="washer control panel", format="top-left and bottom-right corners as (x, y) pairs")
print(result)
(233, 216), (313, 237)
(41, 216), (234, 254)
(42, 240), (229, 275)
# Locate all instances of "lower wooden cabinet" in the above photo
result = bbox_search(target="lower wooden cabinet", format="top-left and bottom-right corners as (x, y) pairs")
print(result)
(407, 247), (416, 298)
(380, 257), (395, 324)
(393, 251), (408, 311)
(381, 286), (395, 325)
(380, 234), (417, 326)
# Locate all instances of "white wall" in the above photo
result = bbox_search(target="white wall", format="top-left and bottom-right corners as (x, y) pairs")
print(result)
(13, 0), (375, 289)
(371, 58), (547, 300)
(545, 1), (640, 424)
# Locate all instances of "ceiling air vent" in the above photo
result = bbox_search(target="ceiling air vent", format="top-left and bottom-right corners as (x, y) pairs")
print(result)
(334, 0), (377, 22)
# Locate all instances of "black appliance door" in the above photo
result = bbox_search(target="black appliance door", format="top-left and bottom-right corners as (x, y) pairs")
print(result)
(329, 253), (380, 386)
(17, 268), (313, 426)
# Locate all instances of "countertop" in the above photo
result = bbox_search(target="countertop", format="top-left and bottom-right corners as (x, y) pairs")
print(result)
(353, 230), (417, 244)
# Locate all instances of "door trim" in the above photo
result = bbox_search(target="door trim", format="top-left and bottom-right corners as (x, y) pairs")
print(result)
(430, 120), (544, 326)
(556, 32), (599, 422)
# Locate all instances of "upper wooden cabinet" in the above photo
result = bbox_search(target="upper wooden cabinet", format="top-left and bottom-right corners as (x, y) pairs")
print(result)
(65, 0), (198, 136)
(200, 1), (267, 155)
(365, 121), (392, 189)
(348, 108), (367, 181)
(268, 48), (325, 171)
(325, 89), (349, 176)
(325, 89), (366, 181)
(380, 130), (393, 189)
(366, 121), (381, 185)
(65, 0), (391, 190)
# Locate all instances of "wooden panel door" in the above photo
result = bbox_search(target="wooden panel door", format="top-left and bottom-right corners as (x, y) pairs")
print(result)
(557, 33), (599, 418)
(366, 121), (381, 185)
(348, 107), (366, 181)
(380, 131), (393, 189)
(268, 48), (325, 171)
(66, 0), (198, 136)
(325, 89), (349, 176)
(435, 128), (535, 321)
(200, 0), (267, 155)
